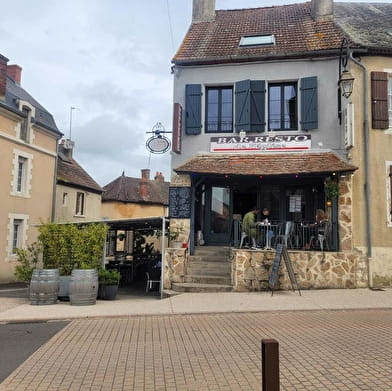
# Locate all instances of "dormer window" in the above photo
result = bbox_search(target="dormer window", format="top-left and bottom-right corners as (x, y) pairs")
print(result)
(239, 35), (275, 47)
(20, 106), (31, 142)
(17, 100), (35, 143)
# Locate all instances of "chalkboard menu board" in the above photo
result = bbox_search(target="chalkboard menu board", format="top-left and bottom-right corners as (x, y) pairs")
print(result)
(169, 187), (191, 218)
(269, 244), (301, 296)
(269, 244), (283, 289)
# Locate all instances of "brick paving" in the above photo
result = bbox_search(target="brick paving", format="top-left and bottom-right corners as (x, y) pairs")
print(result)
(1, 309), (392, 390)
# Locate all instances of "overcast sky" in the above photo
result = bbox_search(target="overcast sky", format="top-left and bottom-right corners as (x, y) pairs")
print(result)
(1, 0), (372, 186)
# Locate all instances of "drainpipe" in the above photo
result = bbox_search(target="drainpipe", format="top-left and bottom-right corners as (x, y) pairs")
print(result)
(51, 139), (61, 222)
(349, 53), (372, 287)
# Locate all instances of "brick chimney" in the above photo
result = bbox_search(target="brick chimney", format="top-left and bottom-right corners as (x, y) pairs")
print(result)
(0, 54), (9, 101)
(154, 171), (165, 182)
(7, 64), (22, 85)
(192, 0), (215, 22)
(311, 0), (333, 20)
(139, 169), (150, 198)
(58, 139), (75, 159)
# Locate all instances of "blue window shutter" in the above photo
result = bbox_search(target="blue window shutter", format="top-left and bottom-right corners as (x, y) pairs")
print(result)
(250, 80), (266, 132)
(235, 80), (251, 132)
(301, 76), (318, 131)
(185, 84), (202, 135)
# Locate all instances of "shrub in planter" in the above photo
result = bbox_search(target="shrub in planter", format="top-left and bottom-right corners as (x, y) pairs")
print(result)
(38, 222), (108, 300)
(98, 269), (120, 300)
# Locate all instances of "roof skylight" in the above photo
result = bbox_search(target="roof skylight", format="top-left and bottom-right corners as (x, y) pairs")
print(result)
(239, 35), (275, 47)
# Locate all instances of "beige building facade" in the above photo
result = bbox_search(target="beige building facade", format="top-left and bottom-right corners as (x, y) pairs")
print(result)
(55, 139), (102, 223)
(0, 55), (62, 282)
(346, 56), (392, 286)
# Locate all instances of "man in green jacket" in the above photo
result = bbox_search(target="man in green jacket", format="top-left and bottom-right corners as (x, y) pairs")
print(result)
(242, 206), (260, 248)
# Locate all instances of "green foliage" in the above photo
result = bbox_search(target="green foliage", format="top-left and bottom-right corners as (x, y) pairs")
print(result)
(133, 230), (159, 257)
(14, 242), (42, 283)
(98, 269), (120, 285)
(325, 182), (339, 199)
(38, 223), (108, 276)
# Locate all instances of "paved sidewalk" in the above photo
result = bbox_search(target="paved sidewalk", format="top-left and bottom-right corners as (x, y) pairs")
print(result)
(0, 287), (391, 323)
(2, 309), (392, 390)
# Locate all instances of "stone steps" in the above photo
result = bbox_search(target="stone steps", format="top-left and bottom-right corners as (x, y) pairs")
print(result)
(171, 246), (233, 293)
(171, 282), (232, 293)
(189, 255), (230, 263)
(184, 274), (231, 285)
(187, 263), (231, 274)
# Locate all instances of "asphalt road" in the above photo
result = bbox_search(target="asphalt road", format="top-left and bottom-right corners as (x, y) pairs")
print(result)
(0, 321), (69, 383)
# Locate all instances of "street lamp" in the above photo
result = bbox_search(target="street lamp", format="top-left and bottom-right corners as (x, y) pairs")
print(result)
(339, 69), (355, 99)
(338, 38), (355, 99)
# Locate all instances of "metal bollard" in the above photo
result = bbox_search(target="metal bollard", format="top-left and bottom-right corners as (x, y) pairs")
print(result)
(261, 339), (280, 391)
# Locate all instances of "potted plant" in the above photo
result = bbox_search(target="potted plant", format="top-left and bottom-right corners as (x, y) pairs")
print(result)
(325, 181), (339, 200)
(38, 222), (108, 302)
(168, 225), (185, 248)
(98, 269), (120, 300)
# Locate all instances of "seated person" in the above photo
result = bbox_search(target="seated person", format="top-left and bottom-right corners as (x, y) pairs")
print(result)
(242, 206), (260, 248)
(314, 209), (329, 234)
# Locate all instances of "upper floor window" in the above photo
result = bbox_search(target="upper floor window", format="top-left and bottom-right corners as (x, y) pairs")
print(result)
(268, 82), (297, 130)
(75, 192), (85, 216)
(17, 156), (27, 192)
(184, 76), (318, 135)
(20, 106), (31, 142)
(206, 87), (233, 133)
(11, 150), (33, 197)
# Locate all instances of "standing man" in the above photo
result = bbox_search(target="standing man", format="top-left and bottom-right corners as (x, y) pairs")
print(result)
(243, 206), (260, 249)
(260, 207), (274, 249)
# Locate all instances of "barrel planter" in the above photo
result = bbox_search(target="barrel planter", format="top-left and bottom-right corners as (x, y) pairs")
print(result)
(30, 269), (59, 305)
(69, 269), (98, 306)
(58, 276), (71, 301)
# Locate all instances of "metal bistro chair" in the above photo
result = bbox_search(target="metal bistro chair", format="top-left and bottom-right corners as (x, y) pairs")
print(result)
(145, 272), (160, 293)
(274, 221), (294, 248)
(317, 221), (332, 251)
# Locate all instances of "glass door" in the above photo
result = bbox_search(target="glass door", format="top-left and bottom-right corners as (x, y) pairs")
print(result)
(205, 186), (232, 245)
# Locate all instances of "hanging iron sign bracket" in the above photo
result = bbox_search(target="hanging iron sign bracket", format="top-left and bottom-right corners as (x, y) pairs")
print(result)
(146, 122), (172, 154)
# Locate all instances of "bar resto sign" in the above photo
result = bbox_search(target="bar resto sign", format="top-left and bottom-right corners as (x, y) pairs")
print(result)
(210, 134), (311, 153)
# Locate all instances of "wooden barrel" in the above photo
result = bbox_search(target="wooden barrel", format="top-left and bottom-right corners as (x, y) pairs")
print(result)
(69, 269), (98, 306)
(30, 269), (59, 305)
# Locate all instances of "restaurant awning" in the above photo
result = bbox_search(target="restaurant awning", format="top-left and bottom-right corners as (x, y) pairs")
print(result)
(174, 152), (357, 176)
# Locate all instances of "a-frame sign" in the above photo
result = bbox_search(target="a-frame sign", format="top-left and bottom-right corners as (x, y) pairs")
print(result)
(268, 244), (301, 296)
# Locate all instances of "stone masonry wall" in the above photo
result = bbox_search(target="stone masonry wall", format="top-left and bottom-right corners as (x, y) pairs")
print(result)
(164, 248), (188, 289)
(232, 249), (368, 291)
(338, 175), (353, 251)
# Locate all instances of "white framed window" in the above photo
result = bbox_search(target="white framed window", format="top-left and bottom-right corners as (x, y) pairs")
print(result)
(7, 214), (29, 258)
(11, 149), (33, 197)
(387, 161), (392, 227)
(62, 192), (68, 206)
(75, 192), (85, 216)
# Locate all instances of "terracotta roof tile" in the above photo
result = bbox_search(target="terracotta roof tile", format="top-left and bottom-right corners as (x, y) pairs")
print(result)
(102, 175), (169, 205)
(173, 3), (345, 65)
(57, 154), (102, 193)
(174, 152), (356, 176)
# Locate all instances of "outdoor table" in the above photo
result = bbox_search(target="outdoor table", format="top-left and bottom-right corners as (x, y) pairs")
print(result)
(256, 222), (278, 249)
